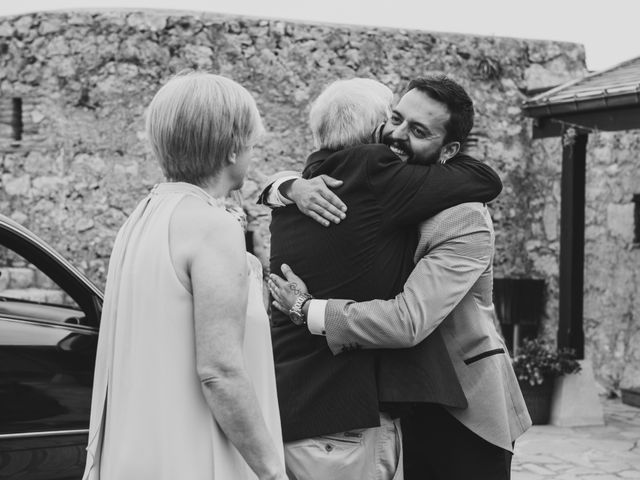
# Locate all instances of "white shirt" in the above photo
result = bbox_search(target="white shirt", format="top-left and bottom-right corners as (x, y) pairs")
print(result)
(265, 176), (297, 207)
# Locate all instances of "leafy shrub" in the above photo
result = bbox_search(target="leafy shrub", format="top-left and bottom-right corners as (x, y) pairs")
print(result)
(512, 338), (581, 386)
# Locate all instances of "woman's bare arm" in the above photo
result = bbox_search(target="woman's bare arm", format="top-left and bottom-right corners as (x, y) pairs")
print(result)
(172, 199), (286, 480)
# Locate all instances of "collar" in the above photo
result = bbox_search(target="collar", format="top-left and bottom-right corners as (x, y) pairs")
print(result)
(302, 148), (339, 178)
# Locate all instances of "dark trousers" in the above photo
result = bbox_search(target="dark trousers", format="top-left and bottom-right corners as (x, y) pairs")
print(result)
(402, 404), (512, 480)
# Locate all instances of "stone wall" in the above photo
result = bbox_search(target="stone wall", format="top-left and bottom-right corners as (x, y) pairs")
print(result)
(0, 241), (75, 304)
(0, 265), (74, 305)
(1, 10), (635, 390)
(583, 130), (640, 390)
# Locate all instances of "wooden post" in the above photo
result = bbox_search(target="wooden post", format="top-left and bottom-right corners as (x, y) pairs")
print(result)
(558, 132), (587, 358)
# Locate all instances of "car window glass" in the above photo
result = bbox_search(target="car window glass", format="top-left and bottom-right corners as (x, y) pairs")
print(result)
(0, 243), (96, 439)
(0, 245), (81, 314)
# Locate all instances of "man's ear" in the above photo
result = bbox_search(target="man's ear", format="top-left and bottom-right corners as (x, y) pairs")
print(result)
(438, 142), (460, 164)
(227, 151), (237, 165)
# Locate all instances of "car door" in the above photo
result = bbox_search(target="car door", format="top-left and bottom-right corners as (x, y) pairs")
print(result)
(0, 216), (102, 480)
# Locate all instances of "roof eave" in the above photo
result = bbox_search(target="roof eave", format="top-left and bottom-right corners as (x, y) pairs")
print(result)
(522, 90), (640, 118)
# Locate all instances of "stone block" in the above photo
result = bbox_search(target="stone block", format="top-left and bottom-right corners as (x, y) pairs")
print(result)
(38, 17), (65, 35)
(0, 268), (9, 291)
(2, 287), (65, 304)
(2, 174), (31, 196)
(34, 270), (57, 289)
(8, 267), (35, 289)
(524, 63), (577, 91)
(606, 203), (634, 243)
(24, 151), (50, 173)
(47, 35), (70, 56)
(76, 218), (95, 233)
(542, 203), (558, 241)
(30, 110), (45, 124)
(10, 211), (28, 225)
(531, 254), (559, 277)
(126, 12), (167, 31)
(184, 45), (215, 70)
(53, 57), (76, 78)
(0, 22), (14, 37)
(43, 289), (66, 305)
(550, 360), (605, 427)
(0, 124), (13, 137)
(33, 176), (64, 195)
(14, 15), (33, 36)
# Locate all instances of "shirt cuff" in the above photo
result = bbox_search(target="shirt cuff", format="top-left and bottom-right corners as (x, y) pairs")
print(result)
(307, 299), (327, 336)
(265, 176), (298, 207)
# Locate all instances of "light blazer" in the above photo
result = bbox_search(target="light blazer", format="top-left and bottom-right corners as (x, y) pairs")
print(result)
(323, 202), (532, 452)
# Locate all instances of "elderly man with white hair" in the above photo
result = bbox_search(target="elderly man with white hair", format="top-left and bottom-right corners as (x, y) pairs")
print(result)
(265, 77), (502, 480)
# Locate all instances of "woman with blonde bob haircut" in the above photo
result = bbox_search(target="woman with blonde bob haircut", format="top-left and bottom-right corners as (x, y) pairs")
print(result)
(84, 71), (286, 480)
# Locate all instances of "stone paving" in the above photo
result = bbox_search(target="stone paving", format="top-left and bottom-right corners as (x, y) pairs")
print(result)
(513, 398), (640, 479)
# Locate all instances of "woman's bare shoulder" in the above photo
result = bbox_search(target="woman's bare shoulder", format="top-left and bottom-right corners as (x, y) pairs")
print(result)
(178, 194), (240, 231)
(170, 195), (245, 262)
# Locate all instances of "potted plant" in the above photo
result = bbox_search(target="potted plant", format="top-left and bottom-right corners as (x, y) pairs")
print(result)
(621, 387), (640, 408)
(512, 338), (581, 424)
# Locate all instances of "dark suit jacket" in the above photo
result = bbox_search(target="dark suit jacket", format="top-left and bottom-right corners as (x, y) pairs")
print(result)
(269, 144), (502, 441)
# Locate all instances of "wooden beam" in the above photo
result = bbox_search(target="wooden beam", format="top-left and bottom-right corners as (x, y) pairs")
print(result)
(558, 133), (587, 358)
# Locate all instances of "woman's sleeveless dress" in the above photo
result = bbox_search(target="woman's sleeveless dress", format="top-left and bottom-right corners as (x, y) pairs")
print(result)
(83, 182), (283, 480)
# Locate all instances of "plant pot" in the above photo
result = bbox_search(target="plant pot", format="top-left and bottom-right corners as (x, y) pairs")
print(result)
(621, 388), (640, 408)
(519, 379), (554, 425)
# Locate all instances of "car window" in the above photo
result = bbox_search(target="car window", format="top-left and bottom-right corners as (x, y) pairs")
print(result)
(0, 244), (97, 438)
(0, 245), (81, 319)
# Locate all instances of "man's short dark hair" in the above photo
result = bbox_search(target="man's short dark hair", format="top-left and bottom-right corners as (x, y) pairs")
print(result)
(407, 76), (474, 145)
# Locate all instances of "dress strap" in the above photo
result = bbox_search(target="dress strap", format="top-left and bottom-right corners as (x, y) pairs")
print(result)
(150, 182), (223, 207)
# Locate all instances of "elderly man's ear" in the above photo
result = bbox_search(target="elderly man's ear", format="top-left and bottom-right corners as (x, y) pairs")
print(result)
(438, 142), (461, 164)
(227, 152), (237, 164)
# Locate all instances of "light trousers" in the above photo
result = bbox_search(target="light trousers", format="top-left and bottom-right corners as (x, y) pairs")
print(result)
(284, 413), (403, 480)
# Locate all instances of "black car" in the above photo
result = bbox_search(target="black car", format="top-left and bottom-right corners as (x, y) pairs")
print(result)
(0, 214), (103, 480)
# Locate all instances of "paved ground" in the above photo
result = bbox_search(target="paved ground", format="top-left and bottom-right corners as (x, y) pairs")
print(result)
(513, 398), (640, 479)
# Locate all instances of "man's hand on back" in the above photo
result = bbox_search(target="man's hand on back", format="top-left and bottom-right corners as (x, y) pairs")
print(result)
(268, 264), (309, 316)
(283, 175), (347, 227)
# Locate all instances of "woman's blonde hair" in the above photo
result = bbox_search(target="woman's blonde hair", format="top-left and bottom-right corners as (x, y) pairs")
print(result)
(309, 78), (393, 150)
(146, 71), (264, 184)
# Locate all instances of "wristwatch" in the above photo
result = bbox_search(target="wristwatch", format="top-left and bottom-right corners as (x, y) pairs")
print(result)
(289, 292), (313, 326)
